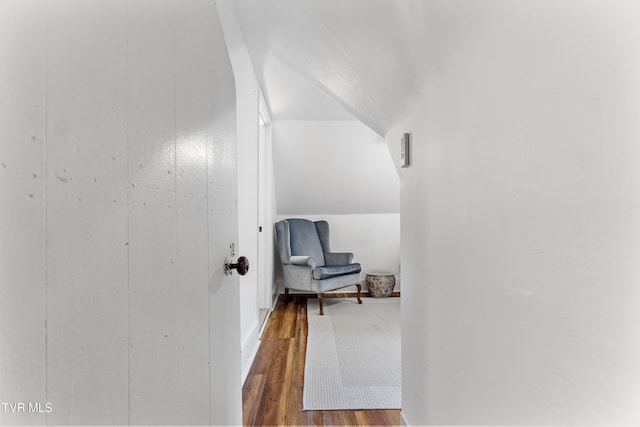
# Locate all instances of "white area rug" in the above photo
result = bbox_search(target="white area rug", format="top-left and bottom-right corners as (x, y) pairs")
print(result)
(303, 297), (401, 411)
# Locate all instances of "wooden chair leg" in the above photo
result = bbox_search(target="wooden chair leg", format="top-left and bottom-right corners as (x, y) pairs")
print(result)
(284, 288), (290, 303)
(356, 283), (363, 304)
(317, 293), (324, 315)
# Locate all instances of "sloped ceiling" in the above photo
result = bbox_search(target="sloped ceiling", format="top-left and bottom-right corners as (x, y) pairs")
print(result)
(260, 55), (355, 121)
(228, 0), (471, 215)
(232, 0), (433, 136)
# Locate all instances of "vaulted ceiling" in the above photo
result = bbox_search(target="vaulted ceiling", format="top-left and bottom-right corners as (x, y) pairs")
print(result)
(228, 0), (491, 214)
(232, 0), (437, 135)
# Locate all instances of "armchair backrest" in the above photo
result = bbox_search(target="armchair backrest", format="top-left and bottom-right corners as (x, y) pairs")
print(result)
(275, 219), (328, 267)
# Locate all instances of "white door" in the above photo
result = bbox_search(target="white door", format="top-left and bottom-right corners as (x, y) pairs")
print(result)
(0, 1), (242, 425)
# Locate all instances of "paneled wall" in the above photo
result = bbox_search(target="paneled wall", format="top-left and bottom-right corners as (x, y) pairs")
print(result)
(0, 1), (240, 424)
(0, 1), (48, 422)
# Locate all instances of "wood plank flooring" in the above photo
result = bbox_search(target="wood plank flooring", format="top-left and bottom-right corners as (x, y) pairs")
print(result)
(242, 293), (401, 426)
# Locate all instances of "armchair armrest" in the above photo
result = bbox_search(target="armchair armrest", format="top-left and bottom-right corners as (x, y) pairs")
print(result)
(324, 252), (354, 265)
(289, 256), (316, 269)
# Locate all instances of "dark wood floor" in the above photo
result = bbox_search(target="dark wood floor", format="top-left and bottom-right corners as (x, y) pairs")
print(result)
(242, 293), (401, 426)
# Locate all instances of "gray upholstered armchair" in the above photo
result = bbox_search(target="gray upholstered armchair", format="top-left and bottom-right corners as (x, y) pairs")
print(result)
(275, 218), (362, 315)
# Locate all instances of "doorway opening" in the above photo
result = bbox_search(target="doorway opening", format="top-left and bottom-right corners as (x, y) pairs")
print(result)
(257, 90), (272, 331)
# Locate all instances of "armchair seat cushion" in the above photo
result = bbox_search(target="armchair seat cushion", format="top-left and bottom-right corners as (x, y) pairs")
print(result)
(312, 263), (362, 280)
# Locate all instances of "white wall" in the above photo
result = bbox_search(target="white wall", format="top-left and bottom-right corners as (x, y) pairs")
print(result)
(392, 1), (640, 425)
(217, 0), (277, 382)
(217, 0), (275, 378)
(273, 120), (400, 214)
(0, 1), (241, 424)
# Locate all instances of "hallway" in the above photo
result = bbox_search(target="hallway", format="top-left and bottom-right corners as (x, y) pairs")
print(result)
(243, 294), (400, 426)
(3, 1), (640, 424)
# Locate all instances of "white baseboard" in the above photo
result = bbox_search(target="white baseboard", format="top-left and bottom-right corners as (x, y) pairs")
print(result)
(241, 320), (260, 383)
(400, 411), (410, 426)
(258, 307), (272, 338)
(271, 282), (281, 307)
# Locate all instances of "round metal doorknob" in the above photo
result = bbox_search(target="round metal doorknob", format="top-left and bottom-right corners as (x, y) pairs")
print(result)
(224, 256), (249, 276)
